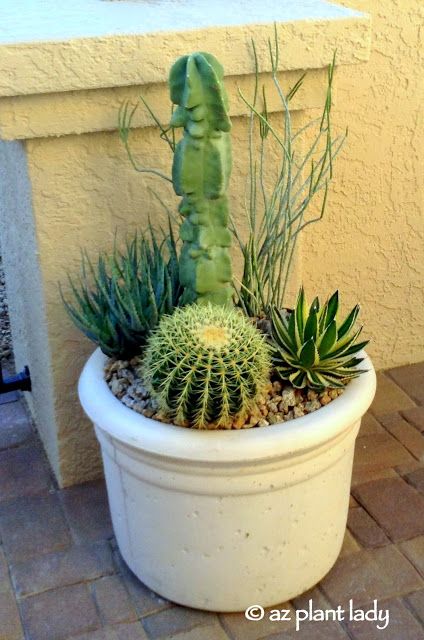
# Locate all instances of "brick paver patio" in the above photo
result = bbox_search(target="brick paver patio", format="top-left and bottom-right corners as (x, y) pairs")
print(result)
(1, 364), (424, 640)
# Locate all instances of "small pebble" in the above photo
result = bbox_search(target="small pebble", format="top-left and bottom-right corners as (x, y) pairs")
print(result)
(118, 368), (135, 384)
(133, 403), (146, 415)
(0, 259), (13, 361)
(293, 405), (305, 418)
(121, 394), (137, 409)
(267, 402), (278, 413)
(142, 408), (155, 418)
(127, 383), (148, 399)
(307, 390), (318, 401)
(232, 415), (246, 429)
(110, 377), (126, 398)
(153, 411), (168, 422)
(280, 388), (296, 409)
(320, 393), (331, 406)
(258, 418), (270, 427)
(294, 390), (304, 405)
(109, 360), (128, 374)
(304, 399), (321, 413)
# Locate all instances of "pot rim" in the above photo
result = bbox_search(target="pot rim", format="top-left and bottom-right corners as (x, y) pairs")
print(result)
(78, 348), (376, 464)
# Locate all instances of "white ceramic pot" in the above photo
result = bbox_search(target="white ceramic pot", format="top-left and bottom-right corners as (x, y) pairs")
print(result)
(79, 348), (376, 612)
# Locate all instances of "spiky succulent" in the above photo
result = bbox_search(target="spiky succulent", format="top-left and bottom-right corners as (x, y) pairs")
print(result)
(271, 288), (368, 390)
(61, 225), (182, 358)
(142, 304), (271, 429)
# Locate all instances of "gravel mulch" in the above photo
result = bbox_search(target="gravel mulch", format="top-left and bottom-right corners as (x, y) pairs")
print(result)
(105, 356), (344, 430)
(0, 255), (13, 363)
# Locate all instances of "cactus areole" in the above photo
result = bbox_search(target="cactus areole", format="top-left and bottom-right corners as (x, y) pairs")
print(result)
(169, 52), (233, 306)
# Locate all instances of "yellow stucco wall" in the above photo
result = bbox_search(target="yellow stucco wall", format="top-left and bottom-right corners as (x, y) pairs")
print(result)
(301, 0), (424, 369)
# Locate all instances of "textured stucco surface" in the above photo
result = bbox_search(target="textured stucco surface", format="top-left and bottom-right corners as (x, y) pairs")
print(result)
(0, 69), (330, 141)
(2, 3), (423, 485)
(0, 15), (370, 97)
(301, 0), (424, 370)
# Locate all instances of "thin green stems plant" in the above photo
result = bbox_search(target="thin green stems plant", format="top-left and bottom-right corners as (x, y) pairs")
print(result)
(118, 100), (174, 183)
(232, 25), (347, 317)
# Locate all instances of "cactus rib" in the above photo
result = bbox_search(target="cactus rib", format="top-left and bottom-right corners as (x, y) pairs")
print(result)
(169, 52), (233, 306)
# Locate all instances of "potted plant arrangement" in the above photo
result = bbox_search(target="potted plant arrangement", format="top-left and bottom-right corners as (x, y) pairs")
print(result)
(64, 31), (376, 612)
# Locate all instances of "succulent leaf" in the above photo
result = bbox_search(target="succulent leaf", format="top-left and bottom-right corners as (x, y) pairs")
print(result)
(299, 338), (318, 368)
(295, 286), (307, 343)
(325, 290), (339, 326)
(271, 308), (295, 355)
(310, 297), (320, 314)
(337, 304), (360, 340)
(324, 327), (364, 360)
(304, 309), (318, 343)
(61, 227), (182, 358)
(270, 287), (368, 390)
(318, 319), (337, 356)
(288, 309), (298, 351)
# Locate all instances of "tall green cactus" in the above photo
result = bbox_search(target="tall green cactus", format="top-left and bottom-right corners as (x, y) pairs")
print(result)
(169, 52), (233, 306)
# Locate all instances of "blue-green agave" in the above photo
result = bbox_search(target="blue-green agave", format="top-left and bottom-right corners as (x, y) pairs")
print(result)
(270, 287), (368, 389)
(61, 225), (181, 358)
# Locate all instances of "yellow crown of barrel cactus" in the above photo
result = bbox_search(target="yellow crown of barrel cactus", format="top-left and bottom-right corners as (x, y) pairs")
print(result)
(142, 304), (271, 429)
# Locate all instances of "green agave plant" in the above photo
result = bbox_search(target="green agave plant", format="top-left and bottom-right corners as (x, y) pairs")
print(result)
(61, 224), (182, 358)
(271, 287), (368, 389)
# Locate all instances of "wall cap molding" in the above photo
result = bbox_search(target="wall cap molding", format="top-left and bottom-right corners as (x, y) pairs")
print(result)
(0, 0), (371, 139)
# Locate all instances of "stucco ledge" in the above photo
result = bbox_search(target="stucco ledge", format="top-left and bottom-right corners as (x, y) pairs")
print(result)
(0, 0), (371, 140)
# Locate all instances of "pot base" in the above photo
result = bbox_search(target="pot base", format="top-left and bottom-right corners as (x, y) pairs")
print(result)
(99, 423), (358, 612)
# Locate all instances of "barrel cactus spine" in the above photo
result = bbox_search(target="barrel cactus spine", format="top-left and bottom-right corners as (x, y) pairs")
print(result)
(169, 52), (233, 307)
(142, 304), (271, 429)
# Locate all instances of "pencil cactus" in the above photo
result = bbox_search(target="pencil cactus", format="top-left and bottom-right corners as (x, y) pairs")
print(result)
(270, 288), (369, 390)
(169, 52), (233, 306)
(142, 304), (271, 428)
